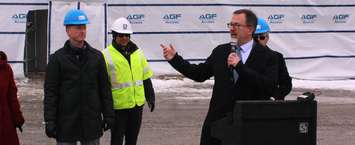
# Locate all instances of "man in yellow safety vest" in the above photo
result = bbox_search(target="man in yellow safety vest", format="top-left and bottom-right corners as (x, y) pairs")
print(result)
(102, 17), (155, 145)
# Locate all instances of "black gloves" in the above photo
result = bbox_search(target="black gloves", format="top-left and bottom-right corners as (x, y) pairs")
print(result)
(15, 116), (25, 133)
(103, 118), (115, 131)
(15, 119), (25, 132)
(45, 121), (56, 138)
(147, 101), (155, 112)
(16, 124), (23, 132)
(143, 79), (155, 112)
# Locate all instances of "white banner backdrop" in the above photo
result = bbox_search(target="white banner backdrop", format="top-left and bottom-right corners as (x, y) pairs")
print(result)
(106, 3), (355, 79)
(0, 35), (26, 77)
(1, 0), (355, 80)
(0, 2), (48, 78)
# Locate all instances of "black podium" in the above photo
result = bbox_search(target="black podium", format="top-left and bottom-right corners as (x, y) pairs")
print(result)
(211, 100), (317, 145)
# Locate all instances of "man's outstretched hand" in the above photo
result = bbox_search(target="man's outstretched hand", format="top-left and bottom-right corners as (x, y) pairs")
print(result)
(160, 44), (177, 61)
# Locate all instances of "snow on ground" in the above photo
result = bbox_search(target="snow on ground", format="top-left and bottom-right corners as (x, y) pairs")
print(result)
(152, 78), (355, 104)
(17, 76), (355, 93)
(153, 78), (355, 92)
(16, 77), (355, 104)
(153, 78), (213, 92)
(292, 79), (355, 90)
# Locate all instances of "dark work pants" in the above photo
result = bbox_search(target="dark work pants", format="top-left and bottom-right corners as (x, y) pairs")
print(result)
(200, 121), (221, 145)
(57, 138), (100, 145)
(111, 106), (143, 145)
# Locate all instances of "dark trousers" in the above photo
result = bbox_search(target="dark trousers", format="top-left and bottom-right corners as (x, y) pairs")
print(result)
(200, 121), (221, 145)
(111, 106), (143, 145)
(57, 138), (100, 145)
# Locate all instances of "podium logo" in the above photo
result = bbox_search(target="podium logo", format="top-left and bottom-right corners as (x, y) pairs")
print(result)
(163, 14), (182, 24)
(12, 13), (27, 23)
(268, 14), (285, 24)
(299, 122), (309, 133)
(199, 13), (217, 24)
(127, 14), (145, 24)
(333, 14), (350, 23)
(301, 14), (317, 24)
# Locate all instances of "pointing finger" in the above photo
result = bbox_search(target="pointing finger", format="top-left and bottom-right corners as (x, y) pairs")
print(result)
(160, 44), (167, 49)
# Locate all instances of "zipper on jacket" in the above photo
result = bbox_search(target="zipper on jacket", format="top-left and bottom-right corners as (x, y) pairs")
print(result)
(79, 66), (84, 140)
(129, 56), (136, 106)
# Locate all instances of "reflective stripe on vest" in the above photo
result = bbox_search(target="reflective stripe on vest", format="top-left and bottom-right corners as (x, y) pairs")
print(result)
(102, 48), (119, 88)
(111, 80), (143, 90)
(103, 48), (144, 90)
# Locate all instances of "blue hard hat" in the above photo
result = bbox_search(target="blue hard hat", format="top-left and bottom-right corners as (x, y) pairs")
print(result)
(255, 18), (270, 34)
(63, 9), (89, 25)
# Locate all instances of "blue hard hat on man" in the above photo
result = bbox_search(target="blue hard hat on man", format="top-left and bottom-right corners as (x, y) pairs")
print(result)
(255, 18), (270, 34)
(63, 9), (89, 25)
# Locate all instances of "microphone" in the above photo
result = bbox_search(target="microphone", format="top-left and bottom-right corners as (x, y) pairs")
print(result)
(230, 38), (238, 82)
(229, 38), (238, 67)
(230, 38), (238, 53)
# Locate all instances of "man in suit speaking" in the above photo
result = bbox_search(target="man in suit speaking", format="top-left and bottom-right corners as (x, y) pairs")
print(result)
(160, 9), (279, 145)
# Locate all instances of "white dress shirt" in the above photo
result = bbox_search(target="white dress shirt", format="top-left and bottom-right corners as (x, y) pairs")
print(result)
(239, 39), (254, 64)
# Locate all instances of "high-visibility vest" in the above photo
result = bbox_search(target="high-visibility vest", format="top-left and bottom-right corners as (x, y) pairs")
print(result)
(102, 44), (153, 110)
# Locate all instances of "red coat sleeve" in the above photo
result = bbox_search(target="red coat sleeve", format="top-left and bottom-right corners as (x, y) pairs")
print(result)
(7, 65), (25, 126)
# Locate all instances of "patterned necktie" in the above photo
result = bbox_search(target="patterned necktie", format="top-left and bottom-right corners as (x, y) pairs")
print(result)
(232, 47), (242, 83)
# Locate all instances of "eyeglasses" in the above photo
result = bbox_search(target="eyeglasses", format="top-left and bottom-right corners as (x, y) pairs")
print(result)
(258, 35), (266, 40)
(117, 33), (130, 38)
(256, 34), (269, 40)
(227, 22), (250, 29)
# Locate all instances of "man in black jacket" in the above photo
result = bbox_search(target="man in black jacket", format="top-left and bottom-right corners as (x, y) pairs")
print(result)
(44, 9), (114, 145)
(253, 18), (292, 100)
(161, 9), (278, 145)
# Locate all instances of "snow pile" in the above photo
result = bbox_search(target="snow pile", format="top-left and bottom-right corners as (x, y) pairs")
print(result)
(153, 78), (355, 92)
(292, 79), (355, 91)
(153, 78), (213, 93)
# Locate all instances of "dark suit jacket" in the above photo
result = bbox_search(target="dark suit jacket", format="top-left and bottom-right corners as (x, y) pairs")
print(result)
(169, 41), (278, 123)
(270, 49), (292, 100)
